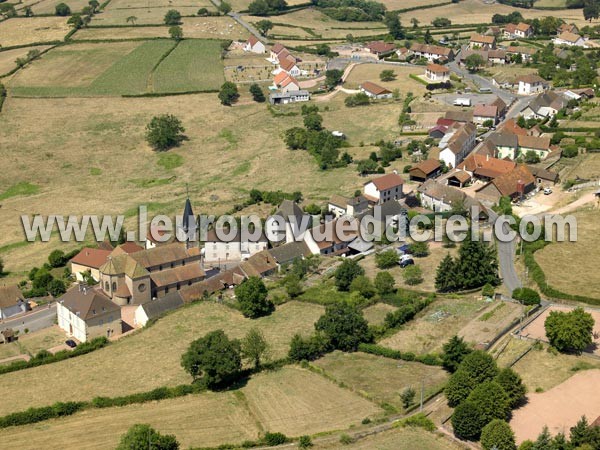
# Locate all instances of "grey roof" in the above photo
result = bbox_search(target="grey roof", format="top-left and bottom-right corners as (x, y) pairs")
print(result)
(182, 198), (195, 233)
(347, 238), (374, 253)
(360, 200), (406, 224)
(59, 286), (120, 321)
(417, 179), (467, 205)
(489, 131), (518, 148)
(141, 292), (184, 320)
(522, 91), (567, 114)
(269, 90), (310, 99)
(0, 285), (25, 310)
(274, 200), (306, 223)
(268, 241), (311, 264)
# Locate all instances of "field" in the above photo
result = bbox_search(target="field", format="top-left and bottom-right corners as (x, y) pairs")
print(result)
(0, 326), (66, 361)
(533, 0), (567, 6)
(91, 0), (215, 25)
(313, 351), (449, 411)
(30, 0), (91, 14)
(398, 0), (591, 26)
(564, 153), (600, 180)
(510, 370), (600, 444)
(0, 17), (69, 48)
(0, 366), (379, 449)
(0, 301), (324, 415)
(535, 209), (600, 299)
(73, 25), (170, 40)
(379, 296), (493, 354)
(381, 0), (449, 12)
(153, 40), (225, 92)
(363, 302), (397, 325)
(181, 17), (247, 40)
(0, 45), (53, 76)
(343, 63), (428, 97)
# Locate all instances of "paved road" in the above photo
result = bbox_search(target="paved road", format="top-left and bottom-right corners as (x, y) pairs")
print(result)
(0, 304), (56, 335)
(448, 60), (516, 105)
(207, 0), (263, 41)
(487, 209), (522, 293)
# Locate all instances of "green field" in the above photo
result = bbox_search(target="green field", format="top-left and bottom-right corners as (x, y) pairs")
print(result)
(153, 40), (225, 93)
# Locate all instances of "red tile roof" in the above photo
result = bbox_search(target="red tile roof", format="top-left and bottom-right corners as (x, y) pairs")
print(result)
(71, 248), (112, 269)
(427, 63), (449, 73)
(369, 173), (404, 190)
(366, 41), (395, 54)
(360, 81), (391, 96)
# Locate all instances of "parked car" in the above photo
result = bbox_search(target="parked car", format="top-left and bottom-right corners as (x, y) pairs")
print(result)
(399, 258), (414, 268)
(543, 188), (553, 195)
(65, 339), (77, 348)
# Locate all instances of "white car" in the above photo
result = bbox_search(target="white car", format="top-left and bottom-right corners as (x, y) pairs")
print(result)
(543, 188), (552, 195)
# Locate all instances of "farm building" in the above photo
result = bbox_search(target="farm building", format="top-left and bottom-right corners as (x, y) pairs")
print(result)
(417, 179), (470, 212)
(475, 165), (535, 203)
(409, 159), (441, 182)
(553, 31), (586, 47)
(269, 90), (310, 105)
(458, 154), (516, 181)
(365, 41), (395, 57)
(359, 81), (393, 99)
(520, 91), (567, 119)
(410, 43), (454, 62)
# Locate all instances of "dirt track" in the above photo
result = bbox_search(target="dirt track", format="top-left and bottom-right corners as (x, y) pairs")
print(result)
(510, 370), (600, 443)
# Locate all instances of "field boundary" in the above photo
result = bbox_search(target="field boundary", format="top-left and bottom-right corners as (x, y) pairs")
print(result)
(146, 39), (179, 93)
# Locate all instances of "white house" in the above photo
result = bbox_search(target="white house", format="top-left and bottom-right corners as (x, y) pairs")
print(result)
(417, 179), (469, 212)
(243, 35), (266, 54)
(503, 22), (533, 39)
(519, 90), (567, 119)
(56, 285), (121, 342)
(469, 33), (496, 49)
(203, 229), (268, 265)
(410, 43), (455, 62)
(278, 55), (301, 77)
(438, 122), (477, 169)
(269, 200), (310, 245)
(360, 81), (393, 99)
(517, 74), (548, 95)
(425, 63), (450, 82)
(363, 173), (404, 204)
(134, 292), (183, 327)
(328, 194), (369, 218)
(553, 31), (586, 47)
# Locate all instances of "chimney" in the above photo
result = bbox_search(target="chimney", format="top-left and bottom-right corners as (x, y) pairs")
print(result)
(486, 153), (489, 161)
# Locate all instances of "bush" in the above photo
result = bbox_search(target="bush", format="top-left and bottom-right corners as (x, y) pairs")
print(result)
(334, 259), (364, 291)
(409, 241), (429, 257)
(218, 81), (240, 106)
(344, 92), (370, 107)
(339, 434), (354, 445)
(0, 402), (86, 428)
(298, 435), (313, 448)
(288, 333), (331, 362)
(399, 413), (436, 431)
(403, 264), (423, 285)
(482, 283), (495, 298)
(375, 250), (399, 268)
(481, 419), (517, 450)
(262, 432), (288, 446)
(374, 271), (395, 295)
(349, 275), (376, 299)
(511, 287), (540, 305)
(116, 424), (179, 450)
(55, 2), (71, 15)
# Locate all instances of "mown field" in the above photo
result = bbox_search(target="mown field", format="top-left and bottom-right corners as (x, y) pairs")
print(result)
(30, 0), (91, 14)
(343, 63), (428, 97)
(313, 351), (449, 411)
(363, 302), (397, 325)
(9, 39), (225, 96)
(535, 209), (600, 299)
(0, 17), (69, 47)
(0, 45), (53, 76)
(0, 301), (324, 415)
(91, 0), (215, 25)
(0, 366), (380, 449)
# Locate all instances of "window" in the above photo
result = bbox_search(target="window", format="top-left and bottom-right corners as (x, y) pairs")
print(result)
(112, 282), (116, 291)
(138, 283), (146, 293)
(104, 281), (109, 291)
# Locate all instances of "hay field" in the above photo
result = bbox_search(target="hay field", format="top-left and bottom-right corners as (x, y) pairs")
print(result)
(399, 0), (591, 26)
(0, 367), (379, 449)
(0, 45), (52, 76)
(31, 0), (91, 14)
(363, 302), (397, 325)
(73, 25), (170, 39)
(0, 17), (69, 48)
(535, 209), (600, 299)
(0, 301), (323, 415)
(0, 93), (374, 273)
(383, 0), (449, 11)
(153, 39), (224, 92)
(343, 63), (428, 96)
(91, 0), (214, 25)
(565, 153), (600, 180)
(313, 351), (449, 411)
(380, 296), (488, 354)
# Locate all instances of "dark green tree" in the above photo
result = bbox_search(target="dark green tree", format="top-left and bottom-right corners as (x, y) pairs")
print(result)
(480, 419), (517, 450)
(324, 69), (343, 89)
(445, 368), (475, 407)
(545, 307), (594, 353)
(169, 25), (183, 40)
(374, 271), (395, 295)
(164, 9), (181, 25)
(375, 249), (399, 268)
(455, 234), (500, 290)
(67, 13), (83, 28)
(116, 424), (179, 450)
(249, 83), (265, 102)
(459, 350), (499, 384)
(315, 302), (371, 351)
(218, 0), (231, 13)
(48, 279), (66, 297)
(256, 19), (273, 36)
(180, 330), (242, 388)
(334, 258), (364, 291)
(349, 275), (376, 299)
(48, 250), (67, 268)
(145, 114), (185, 151)
(584, 0), (600, 21)
(218, 81), (240, 106)
(442, 335), (472, 373)
(55, 3), (71, 16)
(466, 381), (510, 424)
(465, 54), (485, 72)
(435, 253), (457, 292)
(495, 367), (526, 408)
(384, 12), (403, 39)
(241, 327), (269, 369)
(569, 415), (590, 447)
(235, 276), (274, 318)
(303, 112), (323, 131)
(452, 400), (485, 440)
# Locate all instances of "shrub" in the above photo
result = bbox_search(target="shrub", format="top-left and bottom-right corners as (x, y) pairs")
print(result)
(399, 413), (436, 431)
(339, 434), (354, 445)
(218, 81), (240, 106)
(235, 277), (273, 318)
(298, 435), (313, 448)
(482, 283), (495, 298)
(512, 287), (540, 305)
(374, 271), (395, 295)
(349, 275), (376, 299)
(334, 259), (364, 291)
(288, 333), (331, 362)
(481, 419), (517, 450)
(55, 3), (71, 15)
(403, 264), (423, 285)
(116, 424), (179, 450)
(262, 432), (288, 446)
(375, 249), (399, 268)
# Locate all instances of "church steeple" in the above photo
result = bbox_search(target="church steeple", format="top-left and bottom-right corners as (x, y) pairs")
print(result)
(181, 186), (197, 247)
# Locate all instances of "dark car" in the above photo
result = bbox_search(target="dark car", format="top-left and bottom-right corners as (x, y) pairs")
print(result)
(65, 339), (77, 348)
(399, 258), (414, 268)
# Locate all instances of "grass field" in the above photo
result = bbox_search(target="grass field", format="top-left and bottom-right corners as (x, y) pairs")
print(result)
(534, 0), (567, 6)
(379, 296), (489, 354)
(73, 25), (170, 39)
(153, 40), (224, 92)
(313, 351), (449, 411)
(91, 0), (215, 26)
(181, 17), (247, 40)
(314, 426), (464, 449)
(343, 63), (428, 97)
(564, 153), (600, 180)
(382, 0), (449, 11)
(0, 366), (379, 449)
(363, 303), (397, 325)
(0, 301), (324, 415)
(535, 209), (600, 299)
(0, 17), (69, 48)
(0, 45), (53, 76)
(31, 0), (91, 14)
(0, 326), (66, 361)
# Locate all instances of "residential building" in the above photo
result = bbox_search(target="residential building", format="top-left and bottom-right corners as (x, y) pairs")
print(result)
(56, 285), (122, 342)
(458, 153), (516, 181)
(395, 47), (410, 60)
(558, 23), (579, 35)
(408, 159), (441, 182)
(270, 200), (309, 245)
(327, 194), (369, 218)
(278, 56), (301, 77)
(490, 96), (507, 120)
(365, 41), (396, 57)
(0, 286), (29, 319)
(444, 110), (473, 124)
(503, 22), (533, 39)
(410, 43), (455, 62)
(528, 166), (559, 188)
(506, 46), (537, 62)
(488, 49), (507, 65)
(469, 33), (496, 49)
(473, 104), (499, 125)
(70, 247), (112, 282)
(303, 218), (358, 256)
(273, 72), (300, 93)
(268, 241), (312, 266)
(202, 228), (268, 265)
(243, 35), (266, 54)
(438, 122), (477, 168)
(417, 179), (470, 212)
(425, 63), (450, 82)
(269, 43), (287, 61)
(134, 292), (184, 327)
(520, 90), (567, 119)
(475, 165), (535, 202)
(553, 31), (586, 47)
(363, 173), (404, 204)
(489, 132), (518, 160)
(269, 90), (310, 105)
(517, 74), (548, 95)
(360, 81), (393, 99)
(517, 135), (553, 160)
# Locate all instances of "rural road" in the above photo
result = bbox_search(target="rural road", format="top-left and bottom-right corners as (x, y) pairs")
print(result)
(487, 209), (522, 293)
(207, 0), (264, 40)
(448, 59), (516, 105)
(0, 303), (56, 335)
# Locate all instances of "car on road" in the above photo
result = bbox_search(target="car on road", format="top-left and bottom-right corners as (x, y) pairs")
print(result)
(65, 339), (77, 348)
(543, 188), (553, 195)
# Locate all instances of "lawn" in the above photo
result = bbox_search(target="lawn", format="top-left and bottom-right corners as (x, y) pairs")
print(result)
(379, 296), (488, 355)
(153, 40), (224, 93)
(363, 302), (397, 325)
(313, 351), (449, 411)
(0, 301), (324, 415)
(0, 17), (70, 48)
(343, 63), (428, 97)
(0, 45), (53, 76)
(0, 366), (379, 449)
(535, 209), (600, 299)
(0, 326), (66, 361)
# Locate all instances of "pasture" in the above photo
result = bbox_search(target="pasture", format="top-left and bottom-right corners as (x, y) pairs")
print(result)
(0, 366), (378, 449)
(181, 17), (247, 40)
(31, 0), (91, 14)
(91, 0), (215, 26)
(0, 301), (324, 415)
(313, 351), (449, 411)
(510, 370), (600, 444)
(0, 45), (53, 77)
(73, 25), (170, 39)
(535, 209), (600, 299)
(343, 63), (428, 97)
(379, 296), (490, 355)
(0, 17), (69, 48)
(153, 40), (225, 92)
(564, 152), (600, 181)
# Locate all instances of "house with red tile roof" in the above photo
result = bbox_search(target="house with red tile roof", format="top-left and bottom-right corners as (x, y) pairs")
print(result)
(70, 247), (112, 282)
(359, 81), (392, 99)
(425, 64), (450, 82)
(243, 35), (266, 54)
(363, 172), (404, 204)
